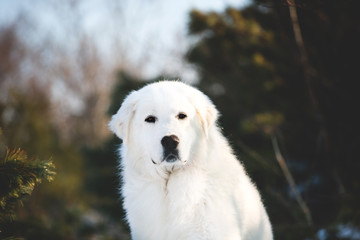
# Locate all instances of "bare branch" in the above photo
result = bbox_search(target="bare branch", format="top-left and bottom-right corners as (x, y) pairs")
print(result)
(287, 0), (318, 109)
(271, 135), (313, 226)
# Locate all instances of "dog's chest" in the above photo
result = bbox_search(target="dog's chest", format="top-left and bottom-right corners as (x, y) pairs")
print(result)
(123, 173), (212, 239)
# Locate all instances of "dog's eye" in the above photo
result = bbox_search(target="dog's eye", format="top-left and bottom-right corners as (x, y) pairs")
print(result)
(177, 113), (187, 120)
(145, 116), (157, 123)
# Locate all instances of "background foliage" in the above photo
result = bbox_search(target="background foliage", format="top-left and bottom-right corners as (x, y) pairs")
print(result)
(0, 0), (359, 239)
(188, 0), (360, 237)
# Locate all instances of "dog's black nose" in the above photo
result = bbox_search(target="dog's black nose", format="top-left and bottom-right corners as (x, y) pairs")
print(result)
(161, 135), (179, 150)
(161, 135), (180, 162)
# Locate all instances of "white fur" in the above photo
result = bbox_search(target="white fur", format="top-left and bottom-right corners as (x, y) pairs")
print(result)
(109, 81), (273, 240)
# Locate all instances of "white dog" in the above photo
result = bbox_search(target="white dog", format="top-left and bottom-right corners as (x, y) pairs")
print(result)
(109, 81), (273, 240)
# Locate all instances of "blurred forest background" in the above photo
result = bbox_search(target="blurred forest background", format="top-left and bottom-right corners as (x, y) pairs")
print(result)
(1, 0), (359, 239)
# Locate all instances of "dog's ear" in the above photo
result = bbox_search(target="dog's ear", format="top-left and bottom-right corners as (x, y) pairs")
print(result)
(109, 90), (139, 143)
(193, 91), (219, 137)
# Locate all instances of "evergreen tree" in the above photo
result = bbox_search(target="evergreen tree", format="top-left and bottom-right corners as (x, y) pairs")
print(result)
(0, 89), (84, 239)
(0, 129), (55, 239)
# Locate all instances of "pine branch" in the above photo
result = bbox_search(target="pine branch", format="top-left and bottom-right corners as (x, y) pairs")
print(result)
(0, 147), (55, 225)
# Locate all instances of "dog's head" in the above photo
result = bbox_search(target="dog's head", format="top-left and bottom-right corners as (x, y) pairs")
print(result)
(109, 81), (218, 170)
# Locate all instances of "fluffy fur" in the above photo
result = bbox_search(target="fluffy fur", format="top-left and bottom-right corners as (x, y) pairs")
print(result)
(109, 81), (273, 240)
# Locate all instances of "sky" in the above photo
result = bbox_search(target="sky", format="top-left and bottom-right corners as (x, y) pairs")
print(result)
(0, 0), (250, 81)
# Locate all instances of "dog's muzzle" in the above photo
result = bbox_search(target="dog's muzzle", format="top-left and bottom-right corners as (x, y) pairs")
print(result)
(161, 135), (180, 162)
